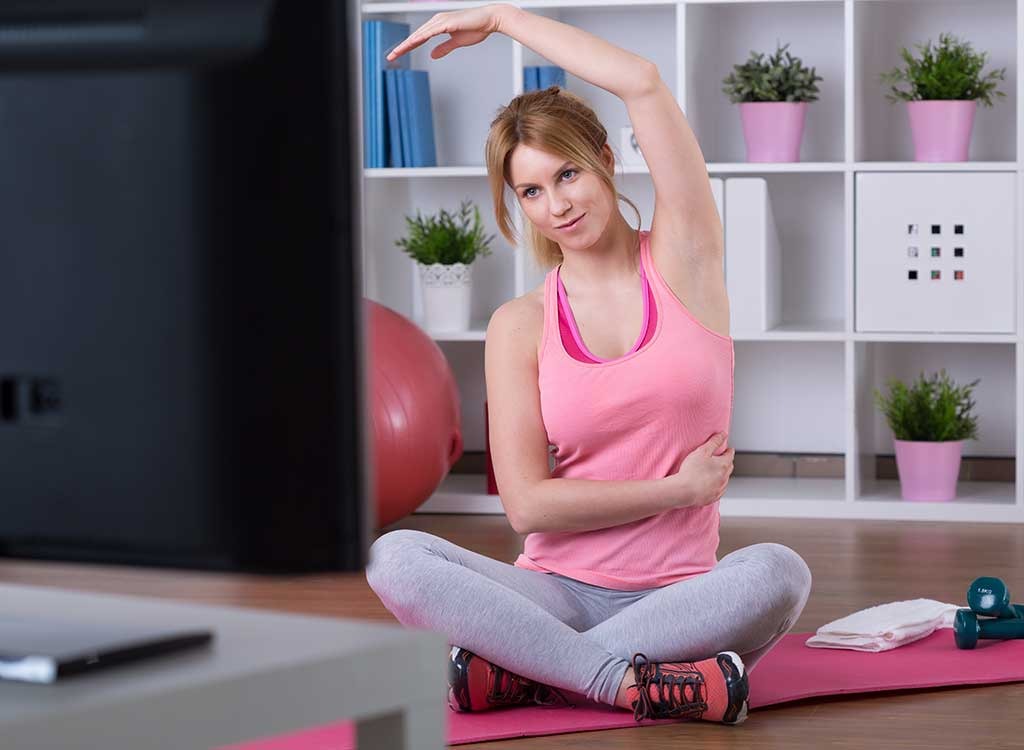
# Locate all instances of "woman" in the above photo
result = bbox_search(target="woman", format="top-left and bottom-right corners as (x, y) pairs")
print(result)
(366, 3), (812, 726)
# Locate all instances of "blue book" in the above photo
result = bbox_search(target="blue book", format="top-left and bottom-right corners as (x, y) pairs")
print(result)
(362, 21), (377, 167)
(409, 70), (437, 167)
(364, 20), (410, 167)
(524, 65), (538, 91)
(384, 69), (403, 167)
(539, 65), (565, 89)
(362, 21), (372, 167)
(379, 22), (409, 167)
(398, 69), (413, 168)
(372, 23), (381, 166)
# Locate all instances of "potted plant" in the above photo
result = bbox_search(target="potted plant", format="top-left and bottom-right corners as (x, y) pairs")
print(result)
(396, 199), (494, 332)
(722, 41), (823, 163)
(879, 32), (1006, 162)
(873, 369), (980, 501)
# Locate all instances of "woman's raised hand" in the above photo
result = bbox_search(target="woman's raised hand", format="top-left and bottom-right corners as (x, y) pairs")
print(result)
(385, 4), (507, 62)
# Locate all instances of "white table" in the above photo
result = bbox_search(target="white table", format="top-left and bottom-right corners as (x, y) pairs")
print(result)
(0, 583), (446, 749)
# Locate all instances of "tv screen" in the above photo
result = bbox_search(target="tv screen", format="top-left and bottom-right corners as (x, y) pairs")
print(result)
(0, 0), (370, 572)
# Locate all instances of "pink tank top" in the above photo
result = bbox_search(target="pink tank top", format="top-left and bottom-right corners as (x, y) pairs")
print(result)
(513, 228), (735, 590)
(556, 246), (656, 362)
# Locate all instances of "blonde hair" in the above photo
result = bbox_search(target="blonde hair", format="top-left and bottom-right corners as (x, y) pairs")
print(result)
(485, 85), (642, 269)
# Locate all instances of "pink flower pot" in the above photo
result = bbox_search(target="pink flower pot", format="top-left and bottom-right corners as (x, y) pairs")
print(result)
(893, 438), (964, 501)
(906, 100), (977, 162)
(738, 101), (809, 162)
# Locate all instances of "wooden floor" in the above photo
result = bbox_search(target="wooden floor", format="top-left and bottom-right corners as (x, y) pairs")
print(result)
(2, 514), (1023, 749)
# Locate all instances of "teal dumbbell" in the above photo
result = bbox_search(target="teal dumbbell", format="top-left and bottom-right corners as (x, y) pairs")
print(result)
(967, 577), (1024, 619)
(954, 608), (1024, 649)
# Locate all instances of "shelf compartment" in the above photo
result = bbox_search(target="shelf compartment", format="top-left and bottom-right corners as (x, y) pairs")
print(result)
(725, 174), (846, 334)
(363, 6), (517, 168)
(363, 176), (515, 327)
(855, 0), (1018, 163)
(850, 340), (1017, 507)
(854, 171), (1016, 334)
(685, 1), (845, 164)
(733, 341), (847, 455)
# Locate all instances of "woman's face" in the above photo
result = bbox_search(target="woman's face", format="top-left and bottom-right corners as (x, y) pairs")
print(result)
(509, 143), (614, 249)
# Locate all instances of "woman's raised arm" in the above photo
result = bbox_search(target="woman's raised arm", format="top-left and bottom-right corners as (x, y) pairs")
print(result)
(495, 4), (655, 101)
(386, 3), (656, 102)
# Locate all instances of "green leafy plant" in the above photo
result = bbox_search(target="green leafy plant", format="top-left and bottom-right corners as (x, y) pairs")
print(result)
(395, 199), (495, 265)
(722, 42), (823, 103)
(873, 369), (980, 442)
(879, 32), (1006, 107)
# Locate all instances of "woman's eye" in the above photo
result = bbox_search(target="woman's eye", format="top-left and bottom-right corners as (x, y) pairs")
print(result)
(522, 169), (576, 199)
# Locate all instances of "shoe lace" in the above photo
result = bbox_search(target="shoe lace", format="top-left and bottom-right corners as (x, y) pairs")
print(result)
(629, 652), (707, 722)
(533, 684), (576, 709)
(487, 666), (575, 709)
(487, 665), (534, 705)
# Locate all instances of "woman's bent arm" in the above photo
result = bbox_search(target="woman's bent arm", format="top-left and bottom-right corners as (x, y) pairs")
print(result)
(518, 476), (684, 535)
(496, 3), (656, 101)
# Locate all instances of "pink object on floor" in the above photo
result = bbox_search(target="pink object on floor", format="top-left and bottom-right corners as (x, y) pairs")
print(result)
(219, 630), (1024, 749)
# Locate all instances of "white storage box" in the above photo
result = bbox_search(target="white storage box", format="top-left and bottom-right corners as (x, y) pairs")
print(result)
(724, 178), (781, 334)
(855, 172), (1016, 334)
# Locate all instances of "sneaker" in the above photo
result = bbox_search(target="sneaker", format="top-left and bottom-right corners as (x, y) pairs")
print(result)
(447, 646), (574, 712)
(625, 651), (749, 725)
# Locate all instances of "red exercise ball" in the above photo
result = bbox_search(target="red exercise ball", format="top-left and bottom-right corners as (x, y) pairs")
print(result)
(364, 299), (464, 529)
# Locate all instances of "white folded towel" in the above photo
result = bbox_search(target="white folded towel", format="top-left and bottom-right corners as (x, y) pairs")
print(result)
(804, 598), (961, 652)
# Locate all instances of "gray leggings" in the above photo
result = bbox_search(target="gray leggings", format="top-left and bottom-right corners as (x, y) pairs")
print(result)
(365, 529), (812, 707)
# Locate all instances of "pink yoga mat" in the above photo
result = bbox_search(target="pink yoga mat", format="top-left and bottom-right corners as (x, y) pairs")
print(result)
(219, 630), (1024, 749)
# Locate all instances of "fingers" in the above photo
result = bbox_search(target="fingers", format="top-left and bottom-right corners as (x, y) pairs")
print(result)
(386, 18), (442, 61)
(430, 39), (455, 59)
(386, 33), (421, 61)
(390, 11), (459, 61)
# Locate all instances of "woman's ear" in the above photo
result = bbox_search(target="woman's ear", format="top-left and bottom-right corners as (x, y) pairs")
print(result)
(601, 143), (615, 171)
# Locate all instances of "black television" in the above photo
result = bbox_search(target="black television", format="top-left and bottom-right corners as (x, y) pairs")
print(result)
(0, 0), (370, 572)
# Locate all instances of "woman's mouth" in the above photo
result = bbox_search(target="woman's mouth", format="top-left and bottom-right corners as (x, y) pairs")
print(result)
(559, 214), (585, 231)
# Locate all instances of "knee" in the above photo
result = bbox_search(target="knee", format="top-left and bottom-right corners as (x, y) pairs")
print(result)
(365, 529), (431, 595)
(753, 542), (813, 614)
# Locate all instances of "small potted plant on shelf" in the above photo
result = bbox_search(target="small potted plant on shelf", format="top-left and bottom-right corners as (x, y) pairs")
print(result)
(873, 369), (980, 502)
(879, 32), (1006, 162)
(722, 41), (823, 163)
(396, 199), (494, 333)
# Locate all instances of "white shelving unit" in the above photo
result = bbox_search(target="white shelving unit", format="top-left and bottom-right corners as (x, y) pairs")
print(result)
(360, 0), (1023, 523)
